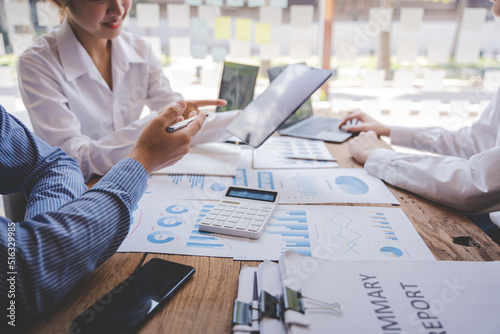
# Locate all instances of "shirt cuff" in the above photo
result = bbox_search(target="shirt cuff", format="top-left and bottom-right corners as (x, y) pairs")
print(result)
(390, 126), (414, 147)
(364, 148), (399, 179)
(92, 158), (148, 207)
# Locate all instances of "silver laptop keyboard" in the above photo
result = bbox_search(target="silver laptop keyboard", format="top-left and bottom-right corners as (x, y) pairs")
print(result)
(289, 118), (338, 135)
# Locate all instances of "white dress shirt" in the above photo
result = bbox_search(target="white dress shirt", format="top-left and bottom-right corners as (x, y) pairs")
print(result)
(365, 88), (500, 227)
(18, 20), (237, 181)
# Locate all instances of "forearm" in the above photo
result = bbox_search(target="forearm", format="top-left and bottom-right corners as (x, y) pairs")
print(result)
(365, 148), (500, 213)
(0, 159), (147, 316)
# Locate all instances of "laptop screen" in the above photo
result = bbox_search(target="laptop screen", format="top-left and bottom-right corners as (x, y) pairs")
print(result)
(268, 64), (313, 129)
(226, 64), (332, 148)
(216, 62), (259, 112)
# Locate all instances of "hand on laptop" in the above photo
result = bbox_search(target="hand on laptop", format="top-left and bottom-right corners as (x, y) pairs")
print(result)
(339, 111), (390, 137)
(348, 130), (393, 165)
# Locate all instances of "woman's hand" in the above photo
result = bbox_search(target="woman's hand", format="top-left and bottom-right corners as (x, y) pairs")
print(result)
(339, 111), (391, 137)
(183, 99), (227, 118)
(348, 130), (393, 165)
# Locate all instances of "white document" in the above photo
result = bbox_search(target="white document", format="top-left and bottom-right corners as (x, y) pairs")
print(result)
(258, 261), (288, 334)
(198, 6), (221, 28)
(117, 200), (248, 258)
(307, 206), (435, 261)
(253, 137), (338, 169)
(136, 3), (160, 28)
(280, 251), (500, 334)
(154, 143), (241, 176)
(248, 168), (399, 205)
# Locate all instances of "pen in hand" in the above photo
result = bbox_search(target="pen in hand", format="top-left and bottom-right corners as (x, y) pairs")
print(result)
(166, 114), (209, 133)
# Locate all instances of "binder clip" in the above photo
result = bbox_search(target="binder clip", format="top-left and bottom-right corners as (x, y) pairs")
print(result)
(259, 290), (282, 320)
(282, 286), (343, 327)
(232, 300), (253, 326)
(283, 286), (343, 316)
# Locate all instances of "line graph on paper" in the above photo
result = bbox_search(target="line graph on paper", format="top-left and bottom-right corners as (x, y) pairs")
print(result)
(324, 213), (363, 255)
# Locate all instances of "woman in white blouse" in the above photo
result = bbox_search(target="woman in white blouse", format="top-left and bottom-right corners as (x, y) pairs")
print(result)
(18, 0), (238, 181)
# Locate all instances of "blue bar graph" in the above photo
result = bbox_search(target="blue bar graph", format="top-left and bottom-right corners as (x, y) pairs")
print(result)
(233, 169), (248, 187)
(265, 209), (311, 255)
(292, 176), (319, 197)
(369, 212), (399, 241)
(186, 205), (231, 249)
(258, 172), (275, 189)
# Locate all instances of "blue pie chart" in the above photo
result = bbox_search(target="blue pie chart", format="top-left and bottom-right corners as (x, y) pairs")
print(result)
(380, 246), (403, 258)
(157, 216), (183, 228)
(211, 183), (226, 192)
(147, 231), (175, 244)
(335, 176), (369, 195)
(166, 205), (189, 214)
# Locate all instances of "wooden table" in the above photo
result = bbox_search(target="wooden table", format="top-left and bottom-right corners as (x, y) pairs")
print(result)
(30, 141), (500, 334)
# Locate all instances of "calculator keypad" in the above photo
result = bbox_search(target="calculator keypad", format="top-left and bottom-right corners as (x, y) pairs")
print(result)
(199, 202), (276, 239)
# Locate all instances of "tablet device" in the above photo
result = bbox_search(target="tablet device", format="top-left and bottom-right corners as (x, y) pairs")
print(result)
(216, 62), (259, 112)
(226, 64), (332, 148)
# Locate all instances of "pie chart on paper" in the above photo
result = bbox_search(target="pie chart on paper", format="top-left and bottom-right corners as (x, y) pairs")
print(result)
(380, 246), (403, 258)
(335, 176), (369, 195)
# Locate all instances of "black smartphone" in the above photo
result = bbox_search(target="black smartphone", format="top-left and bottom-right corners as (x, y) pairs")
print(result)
(70, 258), (195, 334)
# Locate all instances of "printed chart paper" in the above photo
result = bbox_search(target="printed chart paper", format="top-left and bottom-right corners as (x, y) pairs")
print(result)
(253, 137), (337, 169)
(306, 206), (435, 261)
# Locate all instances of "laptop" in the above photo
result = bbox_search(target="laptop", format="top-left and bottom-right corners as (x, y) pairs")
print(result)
(216, 62), (259, 113)
(226, 64), (332, 148)
(268, 64), (353, 143)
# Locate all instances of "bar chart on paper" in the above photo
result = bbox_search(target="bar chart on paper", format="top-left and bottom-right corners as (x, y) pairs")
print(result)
(236, 207), (312, 261)
(141, 174), (233, 200)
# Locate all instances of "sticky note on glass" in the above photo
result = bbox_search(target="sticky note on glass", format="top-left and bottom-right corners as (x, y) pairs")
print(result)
(142, 36), (162, 59)
(198, 6), (221, 28)
(369, 8), (393, 32)
(206, 0), (223, 6)
(427, 42), (450, 64)
(270, 0), (288, 8)
(248, 0), (265, 7)
(396, 41), (418, 62)
(215, 16), (232, 40)
(6, 2), (31, 26)
(11, 33), (35, 56)
(393, 70), (415, 89)
(191, 44), (208, 59)
(235, 18), (252, 41)
(456, 40), (480, 64)
(363, 70), (386, 89)
(230, 40), (251, 58)
(137, 3), (160, 28)
(227, 0), (244, 6)
(423, 70), (445, 90)
(462, 8), (486, 31)
(212, 46), (228, 62)
(169, 37), (191, 59)
(36, 2), (60, 27)
(191, 17), (208, 35)
(255, 23), (271, 45)
(289, 40), (310, 59)
(0, 34), (5, 56)
(400, 8), (424, 31)
(260, 43), (280, 60)
(290, 5), (313, 28)
(185, 0), (202, 5)
(167, 4), (190, 28)
(259, 6), (282, 26)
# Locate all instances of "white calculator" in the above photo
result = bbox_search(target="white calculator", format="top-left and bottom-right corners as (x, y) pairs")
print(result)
(199, 187), (279, 239)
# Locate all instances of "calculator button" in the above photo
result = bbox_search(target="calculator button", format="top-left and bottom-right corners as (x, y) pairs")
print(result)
(224, 222), (236, 228)
(251, 220), (263, 226)
(205, 214), (217, 220)
(225, 207), (235, 212)
(236, 219), (251, 230)
(248, 225), (260, 232)
(254, 217), (265, 222)
(221, 212), (231, 217)
(243, 214), (255, 220)
(200, 220), (212, 226)
(228, 218), (239, 223)
(212, 220), (224, 227)
(232, 213), (243, 218)
(216, 217), (228, 222)
(236, 209), (246, 214)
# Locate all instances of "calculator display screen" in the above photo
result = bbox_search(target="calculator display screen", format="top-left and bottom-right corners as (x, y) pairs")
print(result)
(226, 187), (277, 202)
